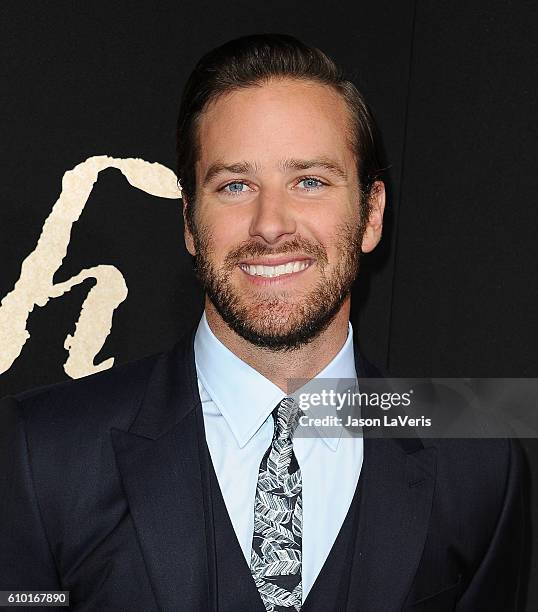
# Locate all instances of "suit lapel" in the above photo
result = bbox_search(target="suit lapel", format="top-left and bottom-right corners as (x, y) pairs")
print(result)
(345, 437), (436, 610)
(111, 327), (216, 611)
(349, 339), (437, 610)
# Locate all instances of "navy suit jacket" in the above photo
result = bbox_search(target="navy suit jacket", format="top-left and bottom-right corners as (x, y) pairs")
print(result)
(0, 325), (528, 610)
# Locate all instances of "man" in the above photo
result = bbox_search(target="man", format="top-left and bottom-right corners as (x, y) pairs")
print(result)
(0, 34), (526, 611)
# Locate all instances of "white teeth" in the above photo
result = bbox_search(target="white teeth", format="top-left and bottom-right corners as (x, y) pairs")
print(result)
(240, 261), (310, 277)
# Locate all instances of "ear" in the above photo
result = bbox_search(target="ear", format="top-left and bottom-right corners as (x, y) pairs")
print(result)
(361, 181), (386, 253)
(182, 195), (196, 256)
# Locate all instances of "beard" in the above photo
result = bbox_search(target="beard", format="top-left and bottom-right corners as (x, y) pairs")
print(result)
(191, 217), (365, 351)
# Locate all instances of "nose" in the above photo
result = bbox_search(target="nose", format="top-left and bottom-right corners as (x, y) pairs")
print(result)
(248, 187), (297, 244)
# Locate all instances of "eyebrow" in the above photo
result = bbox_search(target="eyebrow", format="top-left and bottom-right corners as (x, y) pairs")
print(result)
(203, 161), (258, 185)
(203, 156), (347, 185)
(279, 157), (348, 181)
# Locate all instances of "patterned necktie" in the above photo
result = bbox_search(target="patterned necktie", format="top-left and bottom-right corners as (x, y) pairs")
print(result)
(250, 397), (303, 612)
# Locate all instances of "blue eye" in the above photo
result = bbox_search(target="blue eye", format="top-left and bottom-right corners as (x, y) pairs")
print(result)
(299, 178), (324, 189)
(223, 181), (250, 194)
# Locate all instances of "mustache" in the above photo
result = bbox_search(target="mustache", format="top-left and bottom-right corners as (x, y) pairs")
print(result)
(223, 236), (328, 270)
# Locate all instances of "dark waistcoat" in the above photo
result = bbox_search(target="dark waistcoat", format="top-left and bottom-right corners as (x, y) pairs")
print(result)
(207, 442), (364, 612)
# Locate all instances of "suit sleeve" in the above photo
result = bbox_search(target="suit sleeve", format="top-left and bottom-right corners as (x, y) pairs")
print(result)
(0, 396), (61, 590)
(456, 438), (528, 611)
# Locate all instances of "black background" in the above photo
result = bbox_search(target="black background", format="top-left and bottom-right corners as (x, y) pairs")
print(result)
(1, 0), (537, 607)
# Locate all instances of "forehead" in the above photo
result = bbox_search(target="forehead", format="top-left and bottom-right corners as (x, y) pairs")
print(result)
(196, 78), (355, 171)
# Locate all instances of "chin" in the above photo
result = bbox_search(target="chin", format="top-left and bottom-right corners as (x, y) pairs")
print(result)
(225, 304), (338, 352)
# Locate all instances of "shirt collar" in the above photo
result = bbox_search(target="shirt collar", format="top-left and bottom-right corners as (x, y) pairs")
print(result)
(194, 311), (358, 451)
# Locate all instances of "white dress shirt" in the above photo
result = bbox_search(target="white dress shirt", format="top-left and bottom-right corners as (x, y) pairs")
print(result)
(193, 312), (363, 600)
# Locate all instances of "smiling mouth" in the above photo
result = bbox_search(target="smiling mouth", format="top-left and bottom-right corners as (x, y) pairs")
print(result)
(239, 259), (313, 278)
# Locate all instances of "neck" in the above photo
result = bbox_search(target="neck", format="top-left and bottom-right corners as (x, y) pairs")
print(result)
(204, 297), (351, 392)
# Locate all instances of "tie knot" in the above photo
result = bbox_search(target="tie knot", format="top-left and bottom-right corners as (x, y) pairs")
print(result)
(272, 397), (301, 441)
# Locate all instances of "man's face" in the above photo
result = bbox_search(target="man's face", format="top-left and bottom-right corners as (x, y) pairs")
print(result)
(184, 77), (384, 350)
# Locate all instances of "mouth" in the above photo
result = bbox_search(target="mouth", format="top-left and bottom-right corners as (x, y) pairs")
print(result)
(238, 257), (314, 280)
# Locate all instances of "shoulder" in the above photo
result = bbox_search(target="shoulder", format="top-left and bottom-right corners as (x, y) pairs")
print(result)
(425, 437), (525, 526)
(431, 437), (522, 480)
(2, 349), (164, 436)
(0, 341), (197, 503)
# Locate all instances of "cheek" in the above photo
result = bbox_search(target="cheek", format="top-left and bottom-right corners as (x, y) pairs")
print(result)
(303, 205), (354, 245)
(305, 204), (360, 263)
(198, 205), (251, 252)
